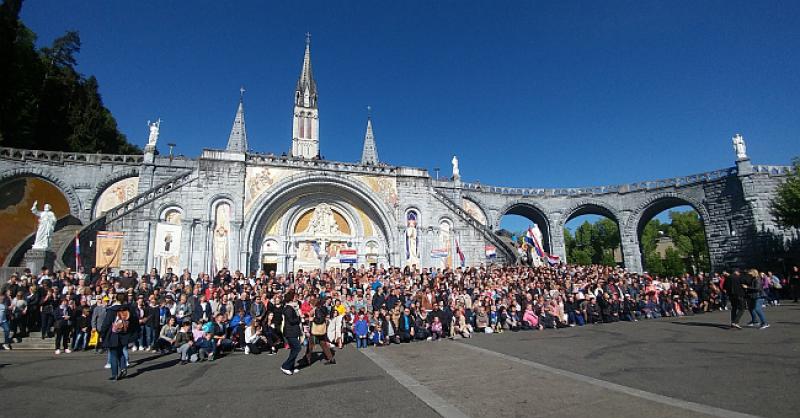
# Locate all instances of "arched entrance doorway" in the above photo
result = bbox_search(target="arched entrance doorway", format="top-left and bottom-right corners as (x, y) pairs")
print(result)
(498, 202), (551, 264)
(245, 174), (396, 274)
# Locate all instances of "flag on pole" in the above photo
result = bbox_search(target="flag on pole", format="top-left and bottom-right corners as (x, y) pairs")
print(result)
(74, 234), (80, 270)
(455, 238), (465, 267)
(526, 226), (545, 257)
(430, 248), (449, 258)
(338, 248), (357, 264)
(485, 245), (497, 259)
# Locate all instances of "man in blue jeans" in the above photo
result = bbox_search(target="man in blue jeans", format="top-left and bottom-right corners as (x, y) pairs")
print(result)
(100, 294), (139, 381)
(0, 294), (12, 350)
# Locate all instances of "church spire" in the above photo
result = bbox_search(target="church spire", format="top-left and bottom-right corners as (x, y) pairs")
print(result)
(226, 87), (248, 152)
(361, 107), (379, 165)
(291, 34), (320, 159)
(295, 33), (317, 108)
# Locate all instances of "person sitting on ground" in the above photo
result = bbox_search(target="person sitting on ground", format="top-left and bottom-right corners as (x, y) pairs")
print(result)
(522, 303), (542, 330)
(175, 320), (194, 364)
(452, 308), (471, 338)
(155, 316), (178, 354)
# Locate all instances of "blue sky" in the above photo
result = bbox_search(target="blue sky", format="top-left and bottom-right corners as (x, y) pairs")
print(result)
(21, 1), (800, 232)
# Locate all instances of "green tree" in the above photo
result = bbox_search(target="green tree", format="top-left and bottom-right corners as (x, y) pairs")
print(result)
(771, 158), (800, 229)
(663, 248), (686, 277)
(0, 0), (138, 154)
(666, 211), (709, 273)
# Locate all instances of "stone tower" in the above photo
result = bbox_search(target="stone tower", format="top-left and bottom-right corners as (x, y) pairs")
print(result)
(360, 116), (379, 165)
(291, 35), (319, 159)
(225, 88), (248, 152)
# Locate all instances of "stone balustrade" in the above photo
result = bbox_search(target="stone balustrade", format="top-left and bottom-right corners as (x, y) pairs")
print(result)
(0, 146), (143, 165)
(433, 167), (746, 196)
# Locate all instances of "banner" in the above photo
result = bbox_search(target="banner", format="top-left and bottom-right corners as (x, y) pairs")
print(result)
(96, 231), (124, 269)
(338, 248), (357, 264)
(431, 248), (449, 258)
(154, 223), (182, 257)
(485, 245), (497, 259)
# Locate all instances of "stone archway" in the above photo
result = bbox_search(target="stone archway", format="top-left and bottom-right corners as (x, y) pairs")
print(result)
(244, 173), (397, 273)
(497, 201), (552, 252)
(624, 192), (713, 273)
(561, 199), (624, 266)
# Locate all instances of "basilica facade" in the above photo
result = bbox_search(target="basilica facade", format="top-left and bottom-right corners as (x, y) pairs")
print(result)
(0, 41), (794, 278)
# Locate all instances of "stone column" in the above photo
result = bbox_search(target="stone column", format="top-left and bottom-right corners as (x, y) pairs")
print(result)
(620, 231), (643, 273)
(549, 214), (567, 261)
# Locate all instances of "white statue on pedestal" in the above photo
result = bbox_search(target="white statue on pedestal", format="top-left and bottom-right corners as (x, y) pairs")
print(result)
(31, 200), (56, 250)
(452, 155), (460, 180)
(147, 118), (161, 147)
(732, 133), (747, 161)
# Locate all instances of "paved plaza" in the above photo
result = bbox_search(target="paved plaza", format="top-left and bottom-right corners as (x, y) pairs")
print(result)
(1, 306), (797, 418)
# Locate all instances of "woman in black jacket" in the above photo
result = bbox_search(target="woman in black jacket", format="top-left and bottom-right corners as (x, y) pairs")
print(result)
(280, 290), (302, 376)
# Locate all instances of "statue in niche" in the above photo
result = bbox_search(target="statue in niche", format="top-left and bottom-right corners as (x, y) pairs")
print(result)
(30, 201), (56, 250)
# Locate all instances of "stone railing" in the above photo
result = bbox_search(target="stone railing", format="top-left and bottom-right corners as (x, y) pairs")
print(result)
(434, 167), (740, 197)
(752, 165), (793, 176)
(67, 170), (197, 269)
(0, 146), (144, 165)
(103, 171), (196, 223)
(243, 151), (428, 177)
(431, 189), (517, 262)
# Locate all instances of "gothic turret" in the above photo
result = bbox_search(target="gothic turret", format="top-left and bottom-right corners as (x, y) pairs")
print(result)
(226, 87), (248, 152)
(361, 115), (379, 165)
(291, 34), (319, 159)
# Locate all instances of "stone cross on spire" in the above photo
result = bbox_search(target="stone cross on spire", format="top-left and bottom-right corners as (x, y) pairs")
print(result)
(361, 106), (379, 165)
(226, 87), (248, 152)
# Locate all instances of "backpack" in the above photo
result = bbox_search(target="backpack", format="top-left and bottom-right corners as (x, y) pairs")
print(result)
(112, 309), (130, 333)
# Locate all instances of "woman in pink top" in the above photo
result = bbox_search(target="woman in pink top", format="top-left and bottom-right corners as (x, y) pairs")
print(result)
(522, 304), (541, 330)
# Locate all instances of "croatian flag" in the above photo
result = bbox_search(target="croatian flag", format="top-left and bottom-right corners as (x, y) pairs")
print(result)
(547, 254), (560, 265)
(526, 226), (545, 257)
(431, 248), (449, 258)
(74, 235), (81, 270)
(455, 238), (465, 267)
(485, 245), (497, 259)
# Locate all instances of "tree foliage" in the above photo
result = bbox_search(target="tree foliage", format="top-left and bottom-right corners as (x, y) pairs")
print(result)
(564, 219), (621, 267)
(770, 157), (800, 229)
(640, 210), (710, 276)
(0, 0), (138, 154)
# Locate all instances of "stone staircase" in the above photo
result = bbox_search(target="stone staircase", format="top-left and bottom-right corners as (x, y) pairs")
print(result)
(3, 332), (58, 350)
(431, 188), (517, 263)
(52, 225), (84, 270)
(66, 171), (197, 268)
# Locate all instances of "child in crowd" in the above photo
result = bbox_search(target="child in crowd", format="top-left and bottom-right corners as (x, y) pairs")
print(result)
(370, 324), (384, 346)
(354, 312), (369, 349)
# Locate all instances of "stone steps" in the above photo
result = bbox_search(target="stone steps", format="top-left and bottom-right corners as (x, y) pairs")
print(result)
(2, 331), (90, 351)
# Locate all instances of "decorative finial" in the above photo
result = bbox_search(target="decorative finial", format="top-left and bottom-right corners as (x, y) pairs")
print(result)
(366, 105), (371, 119)
(305, 32), (311, 46)
(239, 85), (246, 101)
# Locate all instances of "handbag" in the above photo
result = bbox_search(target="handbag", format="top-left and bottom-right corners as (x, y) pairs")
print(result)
(88, 330), (99, 347)
(311, 321), (327, 336)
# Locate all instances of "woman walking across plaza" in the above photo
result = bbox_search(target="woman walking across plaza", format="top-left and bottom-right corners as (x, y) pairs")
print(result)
(744, 269), (769, 329)
(280, 290), (303, 375)
(305, 298), (335, 366)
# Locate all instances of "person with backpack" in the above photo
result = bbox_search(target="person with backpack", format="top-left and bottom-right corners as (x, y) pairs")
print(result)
(303, 298), (335, 366)
(100, 293), (139, 381)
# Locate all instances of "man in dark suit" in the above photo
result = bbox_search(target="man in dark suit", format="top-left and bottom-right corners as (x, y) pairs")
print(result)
(724, 270), (746, 329)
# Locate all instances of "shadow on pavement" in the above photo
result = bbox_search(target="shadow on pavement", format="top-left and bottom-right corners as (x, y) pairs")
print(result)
(669, 321), (731, 329)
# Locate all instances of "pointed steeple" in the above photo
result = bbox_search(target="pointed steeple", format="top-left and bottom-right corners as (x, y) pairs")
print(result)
(291, 34), (320, 159)
(226, 87), (248, 152)
(361, 109), (379, 165)
(295, 33), (317, 108)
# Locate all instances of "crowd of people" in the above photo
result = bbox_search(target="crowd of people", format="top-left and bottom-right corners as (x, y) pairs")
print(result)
(1, 262), (798, 380)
